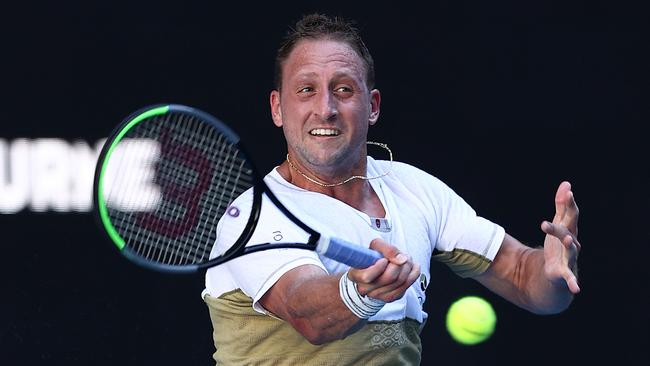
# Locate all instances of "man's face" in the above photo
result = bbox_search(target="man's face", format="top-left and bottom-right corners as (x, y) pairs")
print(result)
(270, 39), (380, 175)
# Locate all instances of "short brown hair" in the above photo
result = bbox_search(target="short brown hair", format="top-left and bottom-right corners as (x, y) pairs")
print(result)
(274, 14), (375, 90)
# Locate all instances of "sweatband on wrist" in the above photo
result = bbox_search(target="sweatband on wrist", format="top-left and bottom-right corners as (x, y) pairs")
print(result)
(338, 270), (385, 319)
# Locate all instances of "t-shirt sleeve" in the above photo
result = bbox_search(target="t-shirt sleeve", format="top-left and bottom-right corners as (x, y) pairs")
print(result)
(397, 164), (504, 278)
(204, 192), (326, 314)
(430, 181), (504, 277)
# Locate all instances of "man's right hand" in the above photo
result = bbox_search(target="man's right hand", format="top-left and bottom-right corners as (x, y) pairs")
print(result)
(348, 238), (420, 302)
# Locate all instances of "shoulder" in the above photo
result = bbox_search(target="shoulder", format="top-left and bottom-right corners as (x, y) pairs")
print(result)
(371, 158), (451, 195)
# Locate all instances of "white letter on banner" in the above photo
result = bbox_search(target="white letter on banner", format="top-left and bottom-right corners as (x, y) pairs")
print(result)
(102, 139), (161, 212)
(0, 139), (30, 213)
(69, 140), (101, 212)
(30, 139), (72, 212)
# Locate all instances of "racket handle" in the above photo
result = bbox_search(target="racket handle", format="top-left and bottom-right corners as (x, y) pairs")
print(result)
(317, 236), (383, 268)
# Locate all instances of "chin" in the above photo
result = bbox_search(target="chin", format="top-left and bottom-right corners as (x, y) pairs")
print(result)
(314, 153), (360, 170)
(295, 143), (359, 167)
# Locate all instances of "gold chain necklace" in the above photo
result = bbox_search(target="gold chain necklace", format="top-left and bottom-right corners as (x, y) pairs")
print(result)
(285, 141), (393, 187)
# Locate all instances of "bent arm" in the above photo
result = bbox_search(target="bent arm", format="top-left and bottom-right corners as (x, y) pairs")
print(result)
(259, 265), (365, 345)
(258, 238), (420, 345)
(475, 234), (576, 314)
(475, 181), (580, 314)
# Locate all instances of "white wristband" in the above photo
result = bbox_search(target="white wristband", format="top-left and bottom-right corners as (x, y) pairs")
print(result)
(339, 270), (386, 319)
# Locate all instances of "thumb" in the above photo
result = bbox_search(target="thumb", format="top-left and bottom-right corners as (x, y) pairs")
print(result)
(369, 238), (408, 265)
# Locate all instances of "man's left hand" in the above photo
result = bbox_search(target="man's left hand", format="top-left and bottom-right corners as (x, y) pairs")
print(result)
(540, 181), (581, 294)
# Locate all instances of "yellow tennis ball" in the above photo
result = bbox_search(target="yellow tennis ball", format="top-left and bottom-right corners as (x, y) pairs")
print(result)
(446, 296), (496, 345)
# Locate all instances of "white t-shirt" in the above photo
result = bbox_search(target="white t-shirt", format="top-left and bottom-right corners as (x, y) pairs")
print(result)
(203, 157), (504, 324)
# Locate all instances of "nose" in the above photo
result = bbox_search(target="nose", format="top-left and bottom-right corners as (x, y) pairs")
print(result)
(316, 90), (338, 121)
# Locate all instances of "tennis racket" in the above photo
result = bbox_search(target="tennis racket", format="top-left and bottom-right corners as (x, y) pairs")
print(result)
(93, 104), (383, 273)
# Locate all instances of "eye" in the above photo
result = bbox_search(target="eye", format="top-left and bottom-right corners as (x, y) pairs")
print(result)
(334, 86), (353, 95)
(297, 86), (314, 93)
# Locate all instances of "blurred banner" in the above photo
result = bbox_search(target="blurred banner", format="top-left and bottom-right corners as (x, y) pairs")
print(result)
(0, 138), (103, 213)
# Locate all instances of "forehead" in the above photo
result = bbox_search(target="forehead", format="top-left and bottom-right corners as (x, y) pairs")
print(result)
(282, 39), (366, 80)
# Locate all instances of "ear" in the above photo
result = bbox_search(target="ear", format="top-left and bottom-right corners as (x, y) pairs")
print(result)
(368, 89), (381, 126)
(270, 90), (283, 127)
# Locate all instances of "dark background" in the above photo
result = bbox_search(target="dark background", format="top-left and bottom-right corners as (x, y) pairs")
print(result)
(1, 1), (647, 365)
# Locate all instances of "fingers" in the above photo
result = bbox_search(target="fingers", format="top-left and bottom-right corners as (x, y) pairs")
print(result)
(350, 238), (421, 302)
(545, 183), (582, 296)
(349, 238), (407, 284)
(369, 238), (408, 265)
(548, 262), (580, 294)
(552, 181), (579, 235)
(353, 258), (408, 294)
(565, 270), (581, 294)
(565, 190), (579, 235)
(541, 220), (567, 239)
(541, 221), (581, 252)
(367, 262), (421, 301)
(366, 260), (412, 295)
(542, 219), (581, 294)
(553, 181), (571, 223)
(349, 257), (389, 284)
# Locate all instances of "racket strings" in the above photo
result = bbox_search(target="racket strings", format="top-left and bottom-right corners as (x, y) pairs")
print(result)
(108, 137), (162, 258)
(141, 128), (246, 263)
(156, 112), (199, 264)
(186, 140), (241, 264)
(159, 114), (251, 264)
(105, 112), (254, 266)
(161, 113), (213, 264)
(173, 116), (238, 265)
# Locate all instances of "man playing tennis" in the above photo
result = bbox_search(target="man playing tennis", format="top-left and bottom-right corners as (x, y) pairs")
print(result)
(202, 14), (580, 365)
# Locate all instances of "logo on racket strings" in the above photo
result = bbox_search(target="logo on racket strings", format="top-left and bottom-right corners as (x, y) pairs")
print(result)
(136, 129), (214, 238)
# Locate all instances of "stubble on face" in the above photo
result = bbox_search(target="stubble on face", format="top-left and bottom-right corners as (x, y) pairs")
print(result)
(275, 39), (374, 180)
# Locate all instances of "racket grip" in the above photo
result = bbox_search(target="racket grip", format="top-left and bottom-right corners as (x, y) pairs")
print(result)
(317, 236), (383, 268)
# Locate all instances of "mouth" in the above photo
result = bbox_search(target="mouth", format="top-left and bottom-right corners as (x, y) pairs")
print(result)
(309, 128), (340, 137)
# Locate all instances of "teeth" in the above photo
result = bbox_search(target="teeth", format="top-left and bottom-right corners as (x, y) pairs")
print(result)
(310, 128), (339, 136)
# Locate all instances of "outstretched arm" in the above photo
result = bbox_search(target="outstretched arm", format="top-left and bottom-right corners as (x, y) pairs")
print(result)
(475, 181), (581, 314)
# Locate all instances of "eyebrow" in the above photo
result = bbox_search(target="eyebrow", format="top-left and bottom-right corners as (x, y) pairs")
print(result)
(292, 71), (362, 84)
(293, 72), (319, 81)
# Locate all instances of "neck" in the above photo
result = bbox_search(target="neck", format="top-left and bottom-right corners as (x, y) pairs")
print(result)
(286, 154), (367, 186)
(282, 141), (393, 189)
(277, 161), (385, 217)
(278, 156), (367, 191)
(277, 142), (392, 217)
